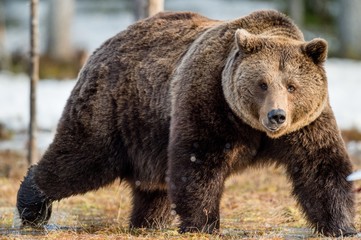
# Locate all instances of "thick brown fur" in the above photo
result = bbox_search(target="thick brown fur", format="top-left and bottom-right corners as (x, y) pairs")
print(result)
(17, 10), (355, 237)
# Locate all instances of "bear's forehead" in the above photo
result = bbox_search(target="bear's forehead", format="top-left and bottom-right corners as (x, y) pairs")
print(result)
(249, 45), (314, 71)
(246, 50), (310, 69)
(239, 52), (323, 85)
(261, 38), (304, 56)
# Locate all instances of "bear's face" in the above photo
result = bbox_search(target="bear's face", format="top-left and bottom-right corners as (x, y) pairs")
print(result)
(223, 29), (328, 138)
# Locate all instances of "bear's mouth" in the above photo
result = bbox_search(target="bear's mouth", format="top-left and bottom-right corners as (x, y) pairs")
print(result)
(267, 126), (279, 132)
(266, 125), (280, 132)
(261, 119), (283, 133)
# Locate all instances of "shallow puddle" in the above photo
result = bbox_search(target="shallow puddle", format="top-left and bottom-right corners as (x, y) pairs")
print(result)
(2, 207), (359, 239)
(222, 226), (314, 239)
(0, 225), (82, 236)
(0, 226), (315, 239)
(0, 207), (112, 237)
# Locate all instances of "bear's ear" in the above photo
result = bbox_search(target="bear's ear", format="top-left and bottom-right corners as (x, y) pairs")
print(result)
(235, 29), (263, 55)
(303, 38), (328, 65)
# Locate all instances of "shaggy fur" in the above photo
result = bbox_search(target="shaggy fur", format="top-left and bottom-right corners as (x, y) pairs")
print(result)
(17, 10), (355, 237)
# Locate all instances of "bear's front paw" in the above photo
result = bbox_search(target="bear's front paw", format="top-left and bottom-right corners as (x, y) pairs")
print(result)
(16, 166), (52, 227)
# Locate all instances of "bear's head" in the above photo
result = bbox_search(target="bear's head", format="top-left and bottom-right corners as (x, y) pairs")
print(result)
(222, 29), (328, 138)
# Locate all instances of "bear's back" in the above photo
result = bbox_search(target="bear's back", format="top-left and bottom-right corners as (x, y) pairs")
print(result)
(82, 11), (220, 86)
(74, 12), (220, 120)
(60, 13), (220, 169)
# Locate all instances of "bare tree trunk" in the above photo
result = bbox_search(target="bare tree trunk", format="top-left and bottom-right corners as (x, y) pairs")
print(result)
(0, 0), (7, 70)
(289, 0), (304, 27)
(29, 0), (39, 165)
(47, 0), (74, 61)
(134, 0), (164, 21)
(148, 0), (164, 17)
(339, 0), (361, 59)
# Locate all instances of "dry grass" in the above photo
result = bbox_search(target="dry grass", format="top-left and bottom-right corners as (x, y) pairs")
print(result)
(342, 128), (361, 142)
(0, 124), (13, 141)
(1, 151), (361, 239)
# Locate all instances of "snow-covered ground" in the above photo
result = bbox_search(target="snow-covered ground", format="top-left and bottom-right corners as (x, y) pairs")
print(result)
(327, 59), (361, 130)
(0, 73), (76, 150)
(0, 58), (361, 152)
(0, 73), (75, 131)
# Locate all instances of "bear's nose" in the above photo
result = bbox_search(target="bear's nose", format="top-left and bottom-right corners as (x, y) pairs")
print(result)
(268, 109), (286, 125)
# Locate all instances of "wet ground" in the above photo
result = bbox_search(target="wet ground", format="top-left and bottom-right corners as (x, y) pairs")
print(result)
(0, 207), (316, 239)
(2, 166), (361, 239)
(0, 227), (316, 239)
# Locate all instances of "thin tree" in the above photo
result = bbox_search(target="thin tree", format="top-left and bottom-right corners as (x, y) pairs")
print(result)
(0, 0), (7, 70)
(289, 0), (304, 27)
(134, 0), (164, 20)
(28, 0), (39, 165)
(47, 0), (74, 61)
(339, 0), (361, 59)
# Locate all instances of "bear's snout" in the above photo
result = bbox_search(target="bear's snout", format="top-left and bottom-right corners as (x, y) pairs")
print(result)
(262, 108), (287, 132)
(268, 109), (286, 125)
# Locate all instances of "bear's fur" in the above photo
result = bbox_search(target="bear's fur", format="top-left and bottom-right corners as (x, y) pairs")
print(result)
(17, 10), (356, 237)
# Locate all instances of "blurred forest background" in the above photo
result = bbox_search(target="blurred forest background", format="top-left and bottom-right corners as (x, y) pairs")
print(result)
(0, 0), (361, 174)
(1, 0), (361, 79)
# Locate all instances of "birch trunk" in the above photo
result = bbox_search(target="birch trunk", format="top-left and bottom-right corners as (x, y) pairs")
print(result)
(29, 0), (39, 165)
(339, 0), (361, 59)
(134, 0), (164, 20)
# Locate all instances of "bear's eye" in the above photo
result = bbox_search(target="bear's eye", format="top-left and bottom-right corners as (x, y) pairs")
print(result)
(287, 85), (296, 93)
(259, 83), (268, 91)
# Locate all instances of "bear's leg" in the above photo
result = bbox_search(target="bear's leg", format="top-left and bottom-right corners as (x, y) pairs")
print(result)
(168, 152), (225, 233)
(284, 150), (356, 237)
(17, 129), (123, 226)
(171, 174), (224, 233)
(130, 188), (172, 229)
(265, 110), (358, 237)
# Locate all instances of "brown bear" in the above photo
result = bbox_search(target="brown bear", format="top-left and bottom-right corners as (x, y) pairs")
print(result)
(17, 10), (356, 237)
